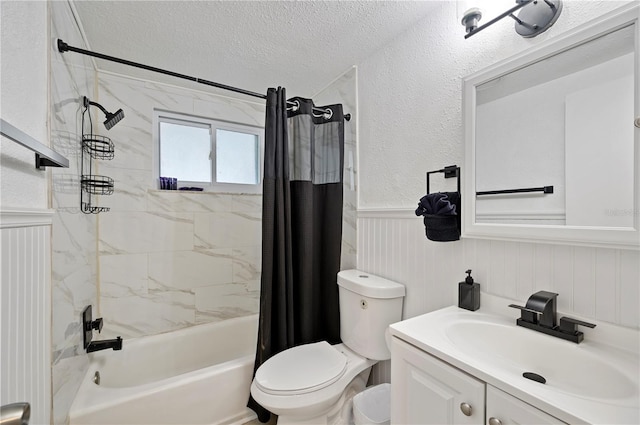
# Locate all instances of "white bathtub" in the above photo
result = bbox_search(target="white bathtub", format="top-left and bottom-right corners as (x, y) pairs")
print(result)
(69, 315), (259, 425)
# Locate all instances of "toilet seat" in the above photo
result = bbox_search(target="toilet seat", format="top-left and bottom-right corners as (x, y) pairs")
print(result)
(254, 341), (347, 395)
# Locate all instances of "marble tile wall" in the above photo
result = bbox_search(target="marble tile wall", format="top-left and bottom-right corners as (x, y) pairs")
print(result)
(49, 1), (98, 423)
(314, 66), (358, 270)
(96, 73), (266, 339)
(96, 70), (358, 339)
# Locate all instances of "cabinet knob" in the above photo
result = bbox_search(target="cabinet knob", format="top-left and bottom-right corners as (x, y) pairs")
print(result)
(488, 417), (502, 425)
(460, 402), (472, 416)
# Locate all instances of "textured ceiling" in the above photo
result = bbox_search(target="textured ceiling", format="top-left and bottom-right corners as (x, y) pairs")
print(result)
(72, 0), (440, 99)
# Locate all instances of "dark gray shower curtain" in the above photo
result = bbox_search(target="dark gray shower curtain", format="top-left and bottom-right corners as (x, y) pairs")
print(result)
(248, 87), (345, 422)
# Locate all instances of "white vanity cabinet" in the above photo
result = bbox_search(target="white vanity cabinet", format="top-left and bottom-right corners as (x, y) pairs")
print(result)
(390, 337), (484, 424)
(390, 337), (566, 425)
(486, 385), (566, 425)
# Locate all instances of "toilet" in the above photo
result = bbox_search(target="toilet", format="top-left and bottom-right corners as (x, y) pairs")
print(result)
(250, 269), (405, 425)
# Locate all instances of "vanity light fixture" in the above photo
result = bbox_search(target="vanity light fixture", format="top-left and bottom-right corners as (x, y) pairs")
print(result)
(462, 0), (562, 39)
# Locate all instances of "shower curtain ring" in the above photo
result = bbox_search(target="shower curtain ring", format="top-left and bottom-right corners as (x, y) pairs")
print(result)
(313, 108), (333, 120)
(287, 100), (300, 112)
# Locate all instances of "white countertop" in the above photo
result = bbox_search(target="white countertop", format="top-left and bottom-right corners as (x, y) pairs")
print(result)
(388, 294), (640, 425)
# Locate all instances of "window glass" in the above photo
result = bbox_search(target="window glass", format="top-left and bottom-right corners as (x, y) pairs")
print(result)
(156, 111), (263, 193)
(160, 121), (211, 183)
(216, 129), (259, 184)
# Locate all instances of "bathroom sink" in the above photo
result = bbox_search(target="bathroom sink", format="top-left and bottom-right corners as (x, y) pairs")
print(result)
(388, 300), (640, 424)
(444, 319), (636, 401)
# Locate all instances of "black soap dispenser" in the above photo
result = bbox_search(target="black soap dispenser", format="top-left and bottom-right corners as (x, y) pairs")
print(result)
(458, 269), (480, 311)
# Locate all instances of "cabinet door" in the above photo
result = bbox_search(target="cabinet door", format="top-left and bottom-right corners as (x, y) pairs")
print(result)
(390, 337), (484, 425)
(486, 385), (567, 425)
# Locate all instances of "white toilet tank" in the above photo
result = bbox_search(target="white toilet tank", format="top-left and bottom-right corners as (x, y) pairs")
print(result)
(337, 270), (405, 361)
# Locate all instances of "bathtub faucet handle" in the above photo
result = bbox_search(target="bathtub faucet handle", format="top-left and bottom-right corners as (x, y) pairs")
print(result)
(91, 317), (103, 333)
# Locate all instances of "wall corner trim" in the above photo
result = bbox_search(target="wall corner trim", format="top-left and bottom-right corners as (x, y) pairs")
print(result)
(0, 208), (54, 228)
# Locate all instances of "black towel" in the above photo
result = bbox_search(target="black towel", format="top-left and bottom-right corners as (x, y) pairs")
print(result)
(415, 193), (457, 216)
(415, 192), (461, 242)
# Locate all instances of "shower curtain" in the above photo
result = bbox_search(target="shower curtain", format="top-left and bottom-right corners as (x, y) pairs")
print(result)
(248, 87), (345, 422)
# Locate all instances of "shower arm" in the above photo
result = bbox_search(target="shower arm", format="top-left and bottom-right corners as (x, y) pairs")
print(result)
(84, 96), (108, 116)
(58, 39), (351, 121)
(83, 96), (125, 130)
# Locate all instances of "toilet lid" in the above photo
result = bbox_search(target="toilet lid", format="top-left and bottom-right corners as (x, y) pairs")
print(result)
(254, 341), (347, 395)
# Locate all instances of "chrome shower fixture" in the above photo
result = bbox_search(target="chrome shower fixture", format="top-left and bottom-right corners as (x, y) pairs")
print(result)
(83, 96), (125, 130)
(462, 0), (562, 39)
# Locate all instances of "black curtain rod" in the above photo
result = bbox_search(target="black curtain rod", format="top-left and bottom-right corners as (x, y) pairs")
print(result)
(57, 39), (351, 121)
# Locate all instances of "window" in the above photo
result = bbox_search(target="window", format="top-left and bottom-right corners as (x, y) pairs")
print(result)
(216, 129), (259, 184)
(155, 111), (262, 193)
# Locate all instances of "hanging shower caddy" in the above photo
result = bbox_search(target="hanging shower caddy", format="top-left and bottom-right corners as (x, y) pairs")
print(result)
(81, 97), (116, 213)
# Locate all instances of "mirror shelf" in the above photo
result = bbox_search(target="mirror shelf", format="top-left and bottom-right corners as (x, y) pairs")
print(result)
(463, 4), (640, 249)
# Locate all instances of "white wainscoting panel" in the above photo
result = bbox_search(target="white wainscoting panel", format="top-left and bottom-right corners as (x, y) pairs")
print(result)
(1, 212), (52, 425)
(357, 210), (462, 321)
(358, 209), (640, 384)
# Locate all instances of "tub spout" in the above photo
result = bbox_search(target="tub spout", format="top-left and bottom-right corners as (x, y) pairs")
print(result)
(87, 336), (123, 353)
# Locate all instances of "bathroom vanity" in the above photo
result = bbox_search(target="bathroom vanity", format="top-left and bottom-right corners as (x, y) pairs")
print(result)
(390, 337), (565, 424)
(388, 296), (639, 425)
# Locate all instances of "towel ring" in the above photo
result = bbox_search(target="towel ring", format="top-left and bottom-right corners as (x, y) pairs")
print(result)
(426, 165), (460, 194)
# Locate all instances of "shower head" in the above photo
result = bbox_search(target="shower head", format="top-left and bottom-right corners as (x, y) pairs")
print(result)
(103, 109), (125, 130)
(83, 96), (125, 130)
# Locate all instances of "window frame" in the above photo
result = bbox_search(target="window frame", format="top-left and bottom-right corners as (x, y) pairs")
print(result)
(153, 110), (263, 194)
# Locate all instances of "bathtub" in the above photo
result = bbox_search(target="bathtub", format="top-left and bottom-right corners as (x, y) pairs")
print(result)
(69, 314), (259, 425)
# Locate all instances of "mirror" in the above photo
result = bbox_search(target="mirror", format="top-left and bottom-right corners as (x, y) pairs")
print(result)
(463, 4), (639, 248)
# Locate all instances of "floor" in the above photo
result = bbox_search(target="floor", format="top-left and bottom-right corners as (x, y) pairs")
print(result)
(243, 417), (277, 425)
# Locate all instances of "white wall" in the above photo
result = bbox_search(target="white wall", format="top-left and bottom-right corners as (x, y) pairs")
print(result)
(0, 1), (52, 424)
(314, 66), (359, 270)
(358, 0), (632, 209)
(0, 0), (49, 209)
(355, 1), (639, 376)
(0, 218), (52, 425)
(359, 213), (639, 327)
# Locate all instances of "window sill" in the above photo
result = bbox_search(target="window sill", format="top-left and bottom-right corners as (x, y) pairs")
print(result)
(148, 189), (262, 196)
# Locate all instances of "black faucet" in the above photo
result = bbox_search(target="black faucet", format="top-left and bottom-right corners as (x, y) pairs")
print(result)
(82, 305), (124, 352)
(509, 291), (596, 343)
(86, 336), (123, 353)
